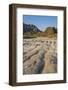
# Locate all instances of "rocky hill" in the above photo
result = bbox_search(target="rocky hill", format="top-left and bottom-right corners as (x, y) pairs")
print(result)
(42, 27), (57, 38)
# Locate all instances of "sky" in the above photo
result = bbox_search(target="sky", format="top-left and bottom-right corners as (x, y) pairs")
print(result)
(23, 15), (57, 31)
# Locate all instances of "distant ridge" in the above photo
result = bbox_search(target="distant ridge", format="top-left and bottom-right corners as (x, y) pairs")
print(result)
(23, 23), (41, 33)
(23, 23), (57, 38)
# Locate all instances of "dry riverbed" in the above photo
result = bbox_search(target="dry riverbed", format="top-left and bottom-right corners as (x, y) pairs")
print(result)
(23, 37), (57, 75)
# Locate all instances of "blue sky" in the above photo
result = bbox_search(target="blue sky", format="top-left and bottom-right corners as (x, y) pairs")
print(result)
(23, 15), (57, 31)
